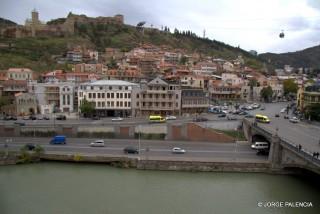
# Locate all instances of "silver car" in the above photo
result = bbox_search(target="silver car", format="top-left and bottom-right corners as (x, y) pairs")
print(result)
(90, 140), (105, 147)
(172, 147), (186, 154)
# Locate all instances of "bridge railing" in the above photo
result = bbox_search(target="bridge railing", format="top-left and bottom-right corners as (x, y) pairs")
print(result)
(243, 118), (320, 167)
(280, 137), (320, 167)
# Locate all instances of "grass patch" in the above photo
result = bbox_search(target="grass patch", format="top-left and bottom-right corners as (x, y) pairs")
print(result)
(213, 129), (246, 141)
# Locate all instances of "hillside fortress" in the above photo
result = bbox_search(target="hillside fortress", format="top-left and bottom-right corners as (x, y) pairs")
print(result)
(1, 9), (124, 38)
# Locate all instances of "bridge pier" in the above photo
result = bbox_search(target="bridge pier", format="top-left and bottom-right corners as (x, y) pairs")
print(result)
(269, 133), (282, 169)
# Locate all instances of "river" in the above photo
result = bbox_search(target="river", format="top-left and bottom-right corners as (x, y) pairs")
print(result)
(0, 162), (319, 214)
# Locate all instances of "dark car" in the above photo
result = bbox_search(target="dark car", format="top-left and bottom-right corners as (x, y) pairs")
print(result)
(284, 115), (289, 119)
(123, 146), (139, 154)
(218, 113), (226, 118)
(92, 115), (100, 120)
(25, 143), (35, 151)
(4, 115), (17, 120)
(244, 114), (254, 118)
(256, 149), (269, 156)
(29, 115), (37, 120)
(275, 114), (279, 117)
(193, 117), (208, 122)
(56, 115), (66, 120)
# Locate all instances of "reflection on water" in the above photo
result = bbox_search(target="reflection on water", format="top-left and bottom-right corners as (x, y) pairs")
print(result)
(0, 162), (319, 214)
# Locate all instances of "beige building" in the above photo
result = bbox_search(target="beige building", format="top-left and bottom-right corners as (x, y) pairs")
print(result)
(78, 80), (138, 117)
(181, 88), (209, 115)
(7, 68), (33, 81)
(132, 78), (181, 117)
(297, 84), (320, 112)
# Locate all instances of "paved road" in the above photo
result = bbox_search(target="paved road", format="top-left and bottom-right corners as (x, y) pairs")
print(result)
(0, 137), (267, 162)
(247, 102), (320, 154)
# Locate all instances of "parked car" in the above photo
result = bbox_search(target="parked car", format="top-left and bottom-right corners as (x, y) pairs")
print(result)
(289, 117), (300, 123)
(275, 114), (279, 117)
(90, 139), (105, 147)
(29, 115), (37, 120)
(260, 106), (265, 110)
(218, 113), (226, 118)
(227, 115), (237, 120)
(172, 147), (186, 154)
(56, 115), (66, 120)
(25, 143), (35, 151)
(284, 115), (289, 119)
(193, 117), (208, 122)
(256, 149), (269, 156)
(280, 108), (286, 113)
(245, 114), (254, 118)
(43, 115), (50, 120)
(112, 117), (123, 121)
(4, 115), (17, 120)
(238, 111), (248, 115)
(23, 116), (30, 120)
(123, 146), (139, 154)
(50, 135), (66, 144)
(165, 115), (177, 120)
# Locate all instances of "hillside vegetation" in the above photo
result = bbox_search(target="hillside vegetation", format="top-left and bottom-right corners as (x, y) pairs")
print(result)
(259, 45), (320, 69)
(0, 20), (265, 72)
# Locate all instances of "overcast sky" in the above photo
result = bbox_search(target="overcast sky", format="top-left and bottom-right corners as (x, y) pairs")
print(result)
(1, 0), (320, 54)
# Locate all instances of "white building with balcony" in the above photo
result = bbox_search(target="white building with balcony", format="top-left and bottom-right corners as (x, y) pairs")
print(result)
(78, 80), (138, 117)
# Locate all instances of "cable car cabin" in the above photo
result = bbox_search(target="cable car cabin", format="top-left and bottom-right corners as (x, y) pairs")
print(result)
(279, 31), (285, 38)
(149, 115), (166, 123)
(255, 114), (270, 123)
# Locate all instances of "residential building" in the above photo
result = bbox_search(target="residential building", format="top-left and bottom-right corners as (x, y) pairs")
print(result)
(66, 50), (82, 63)
(181, 88), (209, 115)
(28, 81), (75, 113)
(7, 68), (33, 81)
(209, 81), (241, 101)
(1, 92), (37, 116)
(74, 63), (106, 73)
(221, 73), (243, 85)
(180, 75), (206, 89)
(2, 80), (28, 103)
(297, 83), (320, 112)
(132, 78), (181, 117)
(78, 80), (138, 117)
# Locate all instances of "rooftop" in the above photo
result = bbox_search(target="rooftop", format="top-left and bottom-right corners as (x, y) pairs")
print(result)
(82, 80), (138, 86)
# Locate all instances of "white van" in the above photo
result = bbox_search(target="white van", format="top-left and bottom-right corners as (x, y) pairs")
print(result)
(251, 142), (269, 150)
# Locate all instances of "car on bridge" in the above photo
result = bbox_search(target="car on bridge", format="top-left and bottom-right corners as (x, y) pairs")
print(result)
(123, 146), (139, 154)
(166, 115), (177, 120)
(172, 147), (186, 154)
(50, 135), (66, 144)
(193, 117), (208, 122)
(56, 115), (66, 120)
(90, 140), (105, 147)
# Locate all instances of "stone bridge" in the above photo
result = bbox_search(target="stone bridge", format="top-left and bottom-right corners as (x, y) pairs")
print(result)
(243, 118), (320, 175)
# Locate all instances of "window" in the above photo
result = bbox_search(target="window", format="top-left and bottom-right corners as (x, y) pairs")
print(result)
(107, 101), (110, 107)
(176, 94), (179, 99)
(176, 102), (178, 107)
(102, 93), (105, 98)
(98, 93), (101, 98)
(111, 93), (114, 98)
(125, 86), (128, 90)
(128, 102), (131, 107)
(124, 93), (127, 99)
(109, 86), (112, 90)
(116, 101), (119, 107)
(128, 93), (131, 99)
(107, 93), (110, 98)
(120, 93), (123, 99)
(99, 86), (103, 90)
(124, 101), (127, 107)
(117, 93), (119, 98)
(111, 101), (114, 107)
(93, 93), (96, 98)
(120, 101), (123, 107)
(91, 86), (94, 90)
(102, 102), (105, 107)
(137, 102), (139, 106)
(89, 93), (92, 99)
(137, 94), (139, 98)
(119, 86), (122, 90)
(67, 95), (70, 105)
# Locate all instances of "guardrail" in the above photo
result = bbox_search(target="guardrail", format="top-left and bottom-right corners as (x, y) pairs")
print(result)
(243, 118), (320, 167)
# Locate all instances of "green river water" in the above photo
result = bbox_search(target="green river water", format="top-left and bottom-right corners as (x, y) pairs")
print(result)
(0, 162), (319, 214)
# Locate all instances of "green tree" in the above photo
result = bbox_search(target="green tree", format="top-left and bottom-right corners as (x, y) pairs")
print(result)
(179, 56), (188, 65)
(79, 98), (95, 117)
(304, 103), (320, 121)
(260, 86), (273, 102)
(283, 79), (298, 95)
(0, 96), (10, 112)
(107, 58), (118, 69)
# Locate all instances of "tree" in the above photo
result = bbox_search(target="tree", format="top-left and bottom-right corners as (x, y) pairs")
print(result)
(79, 98), (95, 117)
(107, 58), (118, 69)
(304, 103), (320, 121)
(283, 79), (298, 96)
(179, 56), (188, 65)
(0, 96), (9, 113)
(260, 86), (273, 102)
